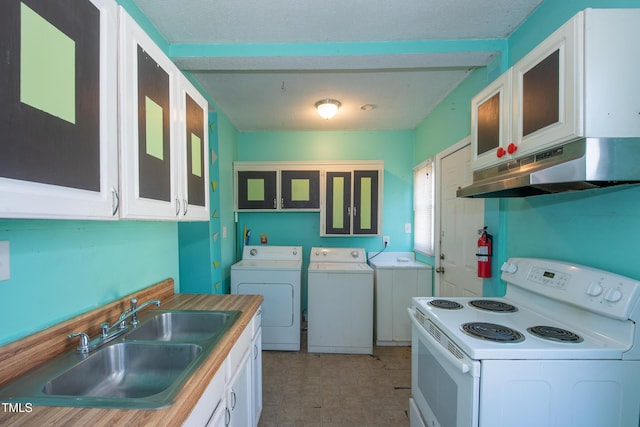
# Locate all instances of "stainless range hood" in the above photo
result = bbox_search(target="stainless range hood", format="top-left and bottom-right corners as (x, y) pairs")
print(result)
(457, 138), (640, 198)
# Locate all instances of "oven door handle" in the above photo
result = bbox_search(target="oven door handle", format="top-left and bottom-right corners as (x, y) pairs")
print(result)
(408, 307), (475, 375)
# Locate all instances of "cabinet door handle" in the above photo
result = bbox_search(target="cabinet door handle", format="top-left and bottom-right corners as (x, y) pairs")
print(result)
(183, 198), (188, 216)
(225, 407), (230, 426)
(273, 198), (277, 209)
(175, 198), (181, 217)
(111, 188), (119, 216)
(281, 197), (284, 208)
(230, 390), (237, 409)
(347, 206), (351, 216)
(353, 206), (357, 217)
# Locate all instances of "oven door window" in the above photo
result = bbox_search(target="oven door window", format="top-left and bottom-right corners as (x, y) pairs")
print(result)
(412, 322), (480, 427)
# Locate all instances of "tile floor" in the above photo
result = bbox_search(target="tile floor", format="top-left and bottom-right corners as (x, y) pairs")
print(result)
(258, 332), (411, 427)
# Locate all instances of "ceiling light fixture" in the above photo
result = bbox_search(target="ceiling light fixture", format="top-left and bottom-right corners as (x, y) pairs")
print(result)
(360, 104), (376, 111)
(315, 99), (341, 120)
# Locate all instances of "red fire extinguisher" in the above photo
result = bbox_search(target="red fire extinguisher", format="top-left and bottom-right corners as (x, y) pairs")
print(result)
(477, 227), (493, 278)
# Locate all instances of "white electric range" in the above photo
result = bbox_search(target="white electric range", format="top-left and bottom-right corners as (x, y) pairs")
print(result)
(409, 257), (640, 427)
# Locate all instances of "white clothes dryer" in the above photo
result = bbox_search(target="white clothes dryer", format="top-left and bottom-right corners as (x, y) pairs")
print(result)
(307, 247), (374, 354)
(231, 245), (302, 351)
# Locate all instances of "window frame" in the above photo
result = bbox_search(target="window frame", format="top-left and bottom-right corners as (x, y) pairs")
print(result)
(413, 158), (435, 256)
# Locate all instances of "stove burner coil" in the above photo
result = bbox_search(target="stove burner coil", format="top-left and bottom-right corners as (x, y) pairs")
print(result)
(429, 299), (463, 310)
(469, 300), (518, 313)
(461, 322), (524, 343)
(527, 325), (583, 343)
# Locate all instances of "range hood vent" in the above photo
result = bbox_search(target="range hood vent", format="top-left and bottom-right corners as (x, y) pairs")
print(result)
(457, 138), (640, 198)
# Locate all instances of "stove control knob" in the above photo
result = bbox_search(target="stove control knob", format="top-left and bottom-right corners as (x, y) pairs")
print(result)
(586, 282), (604, 297)
(501, 262), (518, 274)
(604, 288), (623, 303)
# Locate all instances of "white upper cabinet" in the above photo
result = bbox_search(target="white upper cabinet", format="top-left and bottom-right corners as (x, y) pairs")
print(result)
(472, 8), (640, 171)
(176, 77), (210, 221)
(119, 8), (209, 221)
(0, 1), (208, 221)
(471, 71), (512, 171)
(118, 8), (180, 220)
(0, 0), (119, 219)
(510, 11), (582, 158)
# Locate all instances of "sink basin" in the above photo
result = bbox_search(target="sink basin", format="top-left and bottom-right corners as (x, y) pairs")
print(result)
(125, 310), (240, 342)
(43, 342), (202, 398)
(0, 309), (241, 408)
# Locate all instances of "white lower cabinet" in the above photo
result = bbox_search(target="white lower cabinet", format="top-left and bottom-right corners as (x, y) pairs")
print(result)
(183, 309), (262, 427)
(251, 327), (263, 426)
(227, 348), (252, 427)
(182, 360), (226, 426)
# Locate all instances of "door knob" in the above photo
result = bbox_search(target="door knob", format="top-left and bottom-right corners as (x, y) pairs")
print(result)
(435, 267), (445, 274)
(440, 254), (445, 260)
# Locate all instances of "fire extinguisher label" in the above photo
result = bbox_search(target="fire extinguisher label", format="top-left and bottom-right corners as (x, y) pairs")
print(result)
(477, 246), (489, 261)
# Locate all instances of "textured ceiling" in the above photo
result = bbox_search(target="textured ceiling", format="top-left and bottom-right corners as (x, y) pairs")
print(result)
(132, 0), (543, 131)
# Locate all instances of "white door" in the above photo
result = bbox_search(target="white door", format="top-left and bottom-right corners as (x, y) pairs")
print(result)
(436, 139), (484, 297)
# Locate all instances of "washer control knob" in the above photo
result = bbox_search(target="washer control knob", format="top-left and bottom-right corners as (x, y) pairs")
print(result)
(249, 248), (257, 256)
(351, 250), (359, 258)
(604, 288), (623, 303)
(586, 282), (604, 297)
(293, 250), (298, 255)
(501, 262), (518, 274)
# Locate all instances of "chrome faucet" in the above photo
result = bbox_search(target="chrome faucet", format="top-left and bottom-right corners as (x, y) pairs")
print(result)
(68, 297), (161, 353)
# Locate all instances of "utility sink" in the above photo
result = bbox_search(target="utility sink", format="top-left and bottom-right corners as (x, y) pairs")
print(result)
(43, 342), (202, 398)
(0, 309), (241, 409)
(125, 310), (240, 342)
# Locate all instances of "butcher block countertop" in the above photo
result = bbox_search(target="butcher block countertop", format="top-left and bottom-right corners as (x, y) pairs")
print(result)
(0, 279), (263, 426)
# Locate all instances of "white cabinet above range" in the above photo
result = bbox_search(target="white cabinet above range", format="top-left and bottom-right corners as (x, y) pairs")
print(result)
(471, 8), (640, 171)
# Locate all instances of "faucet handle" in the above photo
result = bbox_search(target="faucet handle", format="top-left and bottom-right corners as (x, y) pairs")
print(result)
(130, 298), (138, 310)
(101, 323), (111, 337)
(68, 332), (91, 353)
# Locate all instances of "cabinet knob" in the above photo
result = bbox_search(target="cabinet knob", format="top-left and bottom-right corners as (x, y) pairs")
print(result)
(507, 143), (518, 155)
(496, 147), (507, 158)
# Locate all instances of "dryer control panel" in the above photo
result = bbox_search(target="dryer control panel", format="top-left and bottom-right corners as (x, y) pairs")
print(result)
(310, 247), (367, 263)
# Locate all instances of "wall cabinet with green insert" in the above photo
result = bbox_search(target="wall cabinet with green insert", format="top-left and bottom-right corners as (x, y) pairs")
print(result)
(322, 164), (383, 236)
(234, 163), (320, 212)
(0, 0), (119, 219)
(119, 8), (209, 221)
(234, 161), (383, 236)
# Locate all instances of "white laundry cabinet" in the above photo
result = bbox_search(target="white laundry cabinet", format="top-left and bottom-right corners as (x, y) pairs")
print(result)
(369, 252), (432, 346)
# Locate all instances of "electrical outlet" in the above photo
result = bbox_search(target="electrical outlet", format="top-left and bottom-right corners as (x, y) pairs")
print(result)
(383, 236), (390, 246)
(0, 241), (9, 281)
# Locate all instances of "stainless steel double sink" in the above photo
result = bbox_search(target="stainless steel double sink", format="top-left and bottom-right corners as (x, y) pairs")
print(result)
(0, 310), (241, 409)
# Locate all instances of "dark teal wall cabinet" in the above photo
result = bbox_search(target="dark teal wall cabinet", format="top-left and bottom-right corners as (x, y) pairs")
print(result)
(234, 163), (321, 212)
(234, 161), (382, 236)
(281, 170), (320, 210)
(0, 0), (119, 219)
(236, 170), (277, 210)
(323, 167), (382, 236)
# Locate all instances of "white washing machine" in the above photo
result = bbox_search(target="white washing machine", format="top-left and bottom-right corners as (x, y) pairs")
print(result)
(307, 247), (374, 354)
(231, 245), (302, 351)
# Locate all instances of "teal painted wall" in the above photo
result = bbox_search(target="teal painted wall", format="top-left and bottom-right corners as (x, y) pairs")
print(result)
(0, 2), (191, 346)
(0, 220), (179, 345)
(217, 113), (239, 293)
(4, 0), (637, 348)
(236, 130), (415, 311)
(178, 112), (224, 295)
(502, 0), (640, 280)
(413, 0), (640, 297)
